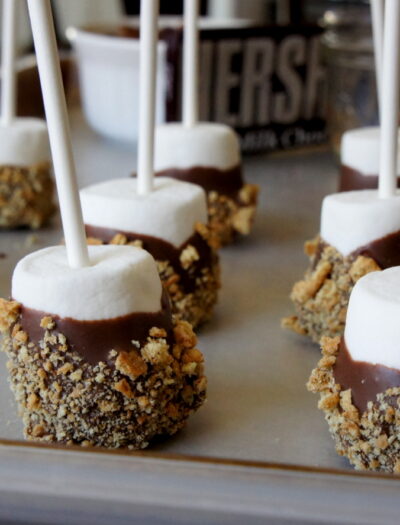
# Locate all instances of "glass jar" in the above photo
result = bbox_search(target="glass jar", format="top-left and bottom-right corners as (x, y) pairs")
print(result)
(320, 2), (378, 154)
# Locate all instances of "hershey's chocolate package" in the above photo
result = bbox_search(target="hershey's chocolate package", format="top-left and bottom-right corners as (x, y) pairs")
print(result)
(165, 25), (327, 153)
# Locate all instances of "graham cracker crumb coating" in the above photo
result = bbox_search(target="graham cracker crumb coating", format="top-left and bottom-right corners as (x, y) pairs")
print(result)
(88, 223), (220, 331)
(307, 337), (400, 472)
(207, 183), (259, 246)
(283, 237), (380, 343)
(0, 299), (207, 449)
(0, 163), (55, 229)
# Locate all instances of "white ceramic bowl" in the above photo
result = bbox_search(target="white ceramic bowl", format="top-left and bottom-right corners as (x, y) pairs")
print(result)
(67, 24), (167, 144)
(67, 17), (252, 144)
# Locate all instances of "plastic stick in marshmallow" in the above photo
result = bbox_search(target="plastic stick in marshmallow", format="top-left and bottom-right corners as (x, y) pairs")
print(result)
(0, 0), (206, 449)
(154, 0), (259, 246)
(284, 0), (400, 344)
(0, 0), (54, 229)
(80, 0), (220, 330)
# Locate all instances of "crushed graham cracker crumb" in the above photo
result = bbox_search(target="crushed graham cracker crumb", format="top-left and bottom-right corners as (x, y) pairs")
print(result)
(0, 163), (55, 229)
(308, 336), (400, 472)
(284, 238), (381, 343)
(206, 183), (259, 246)
(0, 299), (206, 449)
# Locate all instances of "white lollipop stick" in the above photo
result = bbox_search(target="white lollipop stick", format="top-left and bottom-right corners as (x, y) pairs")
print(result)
(137, 0), (158, 196)
(183, 0), (199, 128)
(27, 0), (89, 268)
(379, 0), (400, 199)
(1, 0), (18, 125)
(371, 0), (384, 114)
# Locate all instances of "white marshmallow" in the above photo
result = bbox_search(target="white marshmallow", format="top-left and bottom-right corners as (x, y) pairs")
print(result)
(320, 190), (400, 256)
(12, 245), (162, 320)
(341, 126), (400, 175)
(80, 177), (208, 247)
(345, 266), (400, 369)
(154, 122), (240, 171)
(0, 118), (51, 166)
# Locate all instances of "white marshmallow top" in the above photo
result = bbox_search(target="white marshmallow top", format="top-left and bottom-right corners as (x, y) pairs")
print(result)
(12, 245), (163, 321)
(154, 122), (241, 171)
(0, 117), (51, 166)
(320, 190), (400, 256)
(345, 267), (400, 370)
(80, 177), (208, 247)
(341, 126), (400, 175)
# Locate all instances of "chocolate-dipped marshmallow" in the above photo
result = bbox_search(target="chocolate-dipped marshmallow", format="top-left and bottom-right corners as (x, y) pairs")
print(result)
(155, 123), (259, 245)
(80, 177), (220, 330)
(308, 267), (400, 472)
(0, 118), (54, 228)
(283, 190), (400, 343)
(339, 127), (400, 192)
(0, 245), (207, 448)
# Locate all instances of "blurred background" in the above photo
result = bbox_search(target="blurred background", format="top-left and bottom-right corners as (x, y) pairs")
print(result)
(0, 0), (377, 155)
(0, 0), (369, 52)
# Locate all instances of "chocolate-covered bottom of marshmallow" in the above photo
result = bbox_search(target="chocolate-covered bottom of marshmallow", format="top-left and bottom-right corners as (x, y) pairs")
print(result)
(308, 336), (400, 472)
(0, 298), (207, 449)
(311, 230), (400, 271)
(0, 162), (55, 229)
(352, 230), (400, 269)
(156, 165), (244, 197)
(334, 338), (400, 413)
(19, 290), (173, 365)
(339, 164), (400, 192)
(283, 237), (381, 343)
(339, 165), (380, 192)
(153, 166), (259, 245)
(85, 224), (220, 330)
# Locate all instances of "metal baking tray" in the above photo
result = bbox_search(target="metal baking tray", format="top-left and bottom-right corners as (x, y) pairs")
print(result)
(1, 109), (400, 524)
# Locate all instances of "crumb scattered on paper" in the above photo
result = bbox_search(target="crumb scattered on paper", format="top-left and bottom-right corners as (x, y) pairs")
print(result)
(25, 234), (39, 247)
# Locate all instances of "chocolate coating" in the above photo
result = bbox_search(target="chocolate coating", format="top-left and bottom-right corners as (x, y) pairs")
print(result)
(85, 226), (214, 293)
(339, 164), (400, 192)
(19, 290), (172, 365)
(352, 229), (400, 269)
(334, 338), (400, 413)
(316, 230), (400, 270)
(155, 165), (244, 197)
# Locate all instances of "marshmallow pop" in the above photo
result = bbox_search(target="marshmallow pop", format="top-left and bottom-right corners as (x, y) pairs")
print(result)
(81, 0), (219, 330)
(81, 177), (220, 330)
(0, 0), (206, 449)
(154, 0), (258, 246)
(0, 0), (54, 228)
(307, 1), (400, 473)
(339, 127), (400, 191)
(308, 267), (400, 472)
(284, 0), (400, 344)
(338, 6), (399, 193)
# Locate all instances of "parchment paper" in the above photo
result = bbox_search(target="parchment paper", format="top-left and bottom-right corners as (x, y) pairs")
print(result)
(0, 110), (349, 469)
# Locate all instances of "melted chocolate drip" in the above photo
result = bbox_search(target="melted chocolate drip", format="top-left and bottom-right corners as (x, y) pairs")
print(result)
(85, 227), (214, 293)
(315, 230), (400, 270)
(339, 165), (381, 192)
(334, 338), (400, 413)
(155, 165), (244, 197)
(352, 230), (400, 269)
(339, 164), (400, 192)
(19, 291), (173, 365)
